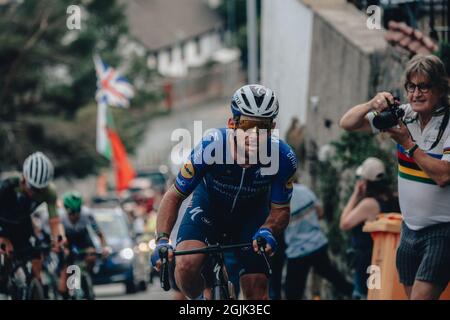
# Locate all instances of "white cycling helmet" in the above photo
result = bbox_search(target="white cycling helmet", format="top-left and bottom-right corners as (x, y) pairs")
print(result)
(23, 152), (54, 189)
(231, 84), (279, 119)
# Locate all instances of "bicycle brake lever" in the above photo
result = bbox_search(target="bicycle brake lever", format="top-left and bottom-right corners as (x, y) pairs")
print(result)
(261, 251), (272, 276)
(256, 236), (272, 276)
(256, 236), (266, 253)
(159, 246), (171, 291)
(0, 244), (5, 266)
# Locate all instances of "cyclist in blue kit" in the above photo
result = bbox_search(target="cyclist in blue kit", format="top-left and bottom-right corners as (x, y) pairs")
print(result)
(151, 84), (298, 300)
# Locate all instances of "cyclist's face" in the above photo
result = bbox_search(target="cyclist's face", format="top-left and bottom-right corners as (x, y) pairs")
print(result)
(67, 210), (81, 222)
(230, 116), (275, 162)
(22, 177), (44, 198)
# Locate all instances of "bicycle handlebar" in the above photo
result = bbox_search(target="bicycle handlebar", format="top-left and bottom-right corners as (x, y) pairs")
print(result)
(158, 237), (273, 293)
(172, 242), (252, 256)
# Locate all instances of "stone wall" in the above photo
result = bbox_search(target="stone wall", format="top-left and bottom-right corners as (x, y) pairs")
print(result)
(300, 1), (388, 187)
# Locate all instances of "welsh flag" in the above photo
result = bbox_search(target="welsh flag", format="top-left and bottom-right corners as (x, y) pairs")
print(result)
(94, 55), (135, 192)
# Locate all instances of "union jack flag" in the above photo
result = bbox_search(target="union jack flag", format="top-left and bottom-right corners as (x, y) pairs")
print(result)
(93, 55), (134, 108)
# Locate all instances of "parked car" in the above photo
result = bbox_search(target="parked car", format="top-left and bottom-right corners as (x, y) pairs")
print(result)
(90, 206), (150, 294)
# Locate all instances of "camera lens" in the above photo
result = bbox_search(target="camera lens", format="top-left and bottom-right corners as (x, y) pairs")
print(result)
(373, 111), (399, 130)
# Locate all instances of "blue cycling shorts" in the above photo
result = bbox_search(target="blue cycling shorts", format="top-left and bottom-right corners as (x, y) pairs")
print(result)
(176, 183), (272, 277)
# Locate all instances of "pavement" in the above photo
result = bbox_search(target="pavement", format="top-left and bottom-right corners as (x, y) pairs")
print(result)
(95, 281), (174, 300)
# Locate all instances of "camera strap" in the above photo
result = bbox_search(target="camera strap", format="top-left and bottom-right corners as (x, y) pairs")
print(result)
(427, 106), (449, 151)
(406, 106), (449, 151)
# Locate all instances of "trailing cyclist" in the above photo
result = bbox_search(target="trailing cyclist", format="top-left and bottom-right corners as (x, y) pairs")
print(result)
(58, 191), (109, 299)
(151, 84), (298, 300)
(0, 152), (65, 297)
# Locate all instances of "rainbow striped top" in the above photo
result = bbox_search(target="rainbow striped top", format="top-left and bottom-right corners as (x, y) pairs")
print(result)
(368, 104), (450, 230)
(397, 145), (442, 185)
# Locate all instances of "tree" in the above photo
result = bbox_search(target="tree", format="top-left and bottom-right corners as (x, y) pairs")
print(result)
(215, 0), (261, 69)
(0, 0), (160, 177)
(315, 132), (397, 255)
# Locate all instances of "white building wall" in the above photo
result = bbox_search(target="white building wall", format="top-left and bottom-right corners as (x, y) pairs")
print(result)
(157, 31), (223, 77)
(261, 0), (314, 138)
(170, 45), (188, 77)
(199, 33), (213, 63)
(157, 50), (171, 76)
(209, 32), (222, 53)
(185, 40), (203, 67)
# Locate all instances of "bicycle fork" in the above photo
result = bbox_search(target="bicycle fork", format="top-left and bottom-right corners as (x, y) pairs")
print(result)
(211, 253), (235, 300)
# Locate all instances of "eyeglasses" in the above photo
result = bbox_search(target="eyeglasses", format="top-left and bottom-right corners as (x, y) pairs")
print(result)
(405, 82), (433, 94)
(236, 119), (273, 131)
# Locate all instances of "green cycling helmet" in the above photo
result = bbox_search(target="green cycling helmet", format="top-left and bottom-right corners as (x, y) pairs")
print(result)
(63, 191), (83, 213)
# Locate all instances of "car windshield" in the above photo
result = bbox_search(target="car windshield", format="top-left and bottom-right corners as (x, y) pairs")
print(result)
(92, 209), (130, 243)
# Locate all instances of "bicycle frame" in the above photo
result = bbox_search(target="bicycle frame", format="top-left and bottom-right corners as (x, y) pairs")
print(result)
(209, 249), (235, 300)
(0, 246), (42, 300)
(57, 245), (102, 300)
(159, 239), (271, 300)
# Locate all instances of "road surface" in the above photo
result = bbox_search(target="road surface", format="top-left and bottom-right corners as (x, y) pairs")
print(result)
(95, 281), (174, 300)
(133, 98), (230, 170)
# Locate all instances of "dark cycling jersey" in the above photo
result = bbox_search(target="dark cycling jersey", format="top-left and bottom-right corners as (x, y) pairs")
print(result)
(61, 209), (101, 250)
(0, 176), (58, 225)
(0, 175), (58, 256)
(174, 128), (298, 212)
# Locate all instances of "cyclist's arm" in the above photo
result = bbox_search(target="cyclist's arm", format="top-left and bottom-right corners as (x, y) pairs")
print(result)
(47, 193), (65, 241)
(266, 143), (298, 235)
(87, 213), (107, 247)
(155, 185), (186, 239)
(261, 205), (290, 235)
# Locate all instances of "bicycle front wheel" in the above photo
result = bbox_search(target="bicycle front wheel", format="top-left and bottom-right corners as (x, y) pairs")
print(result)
(80, 272), (95, 300)
(27, 278), (45, 300)
(213, 285), (230, 300)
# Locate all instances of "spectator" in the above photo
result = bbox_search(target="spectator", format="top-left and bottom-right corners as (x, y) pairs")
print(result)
(285, 117), (306, 169)
(340, 54), (450, 300)
(340, 157), (400, 299)
(284, 180), (353, 300)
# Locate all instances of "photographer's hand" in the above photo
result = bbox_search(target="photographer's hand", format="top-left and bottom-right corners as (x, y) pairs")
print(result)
(386, 121), (415, 149)
(369, 92), (395, 112)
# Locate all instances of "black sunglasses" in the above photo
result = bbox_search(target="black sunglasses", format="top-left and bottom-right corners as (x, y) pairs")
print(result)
(405, 82), (433, 93)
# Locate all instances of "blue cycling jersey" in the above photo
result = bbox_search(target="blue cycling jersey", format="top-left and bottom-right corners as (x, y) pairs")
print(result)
(174, 128), (298, 214)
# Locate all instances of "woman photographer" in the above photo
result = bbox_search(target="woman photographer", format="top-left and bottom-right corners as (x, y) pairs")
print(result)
(340, 54), (450, 300)
(340, 157), (400, 299)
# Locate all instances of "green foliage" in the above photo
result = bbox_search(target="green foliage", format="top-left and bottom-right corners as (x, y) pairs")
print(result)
(215, 0), (261, 69)
(0, 0), (128, 119)
(315, 131), (397, 255)
(0, 0), (162, 177)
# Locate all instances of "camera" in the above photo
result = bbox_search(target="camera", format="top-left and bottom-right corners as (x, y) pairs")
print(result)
(372, 97), (405, 130)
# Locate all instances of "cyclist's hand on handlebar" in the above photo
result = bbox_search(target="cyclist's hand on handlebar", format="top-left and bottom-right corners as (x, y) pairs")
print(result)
(102, 246), (111, 258)
(151, 239), (173, 271)
(51, 235), (66, 253)
(252, 228), (277, 257)
(0, 237), (13, 255)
